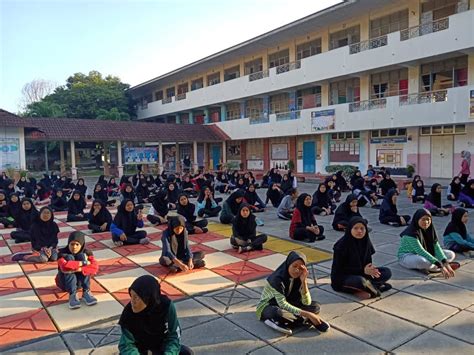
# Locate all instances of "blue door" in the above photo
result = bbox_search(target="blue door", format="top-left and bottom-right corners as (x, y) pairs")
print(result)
(303, 141), (316, 173)
(212, 145), (221, 170)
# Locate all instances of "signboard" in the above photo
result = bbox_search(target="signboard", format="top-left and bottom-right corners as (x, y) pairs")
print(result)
(370, 137), (407, 144)
(0, 138), (20, 169)
(124, 147), (157, 164)
(247, 159), (264, 170)
(271, 143), (288, 160)
(470, 89), (474, 119)
(311, 109), (335, 131)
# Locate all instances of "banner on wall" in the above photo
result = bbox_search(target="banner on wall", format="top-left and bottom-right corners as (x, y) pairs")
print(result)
(470, 89), (474, 119)
(0, 138), (20, 169)
(124, 147), (157, 165)
(311, 109), (335, 131)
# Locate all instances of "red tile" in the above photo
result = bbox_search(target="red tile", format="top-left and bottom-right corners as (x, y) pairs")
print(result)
(114, 243), (161, 257)
(58, 232), (71, 239)
(147, 232), (162, 240)
(88, 232), (111, 241)
(0, 255), (15, 264)
(190, 244), (218, 254)
(85, 240), (107, 251)
(163, 266), (205, 280)
(160, 281), (185, 300)
(56, 222), (68, 227)
(95, 257), (138, 276)
(9, 243), (33, 254)
(0, 309), (57, 347)
(72, 224), (90, 231)
(2, 233), (11, 240)
(212, 260), (272, 283)
(0, 276), (32, 296)
(143, 263), (169, 278)
(0, 239), (7, 247)
(21, 261), (57, 274)
(188, 232), (224, 244)
(112, 288), (130, 306)
(222, 247), (275, 261)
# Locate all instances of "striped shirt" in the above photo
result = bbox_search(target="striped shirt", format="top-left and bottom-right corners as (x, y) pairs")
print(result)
(397, 235), (447, 266)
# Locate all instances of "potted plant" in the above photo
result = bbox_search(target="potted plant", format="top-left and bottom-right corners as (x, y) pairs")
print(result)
(406, 164), (415, 178)
(287, 159), (295, 171)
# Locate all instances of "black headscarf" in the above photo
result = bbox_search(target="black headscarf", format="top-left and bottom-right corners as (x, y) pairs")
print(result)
(165, 216), (189, 260)
(400, 209), (438, 257)
(15, 198), (38, 231)
(312, 183), (330, 209)
(58, 231), (92, 257)
(226, 189), (245, 215)
(97, 175), (107, 188)
(331, 217), (375, 289)
(413, 179), (425, 197)
(166, 182), (179, 204)
(333, 194), (361, 226)
(267, 251), (307, 304)
(51, 189), (67, 208)
(113, 199), (138, 236)
(119, 275), (171, 354)
(88, 199), (112, 226)
(75, 178), (87, 196)
(121, 183), (136, 201)
(443, 208), (467, 239)
(67, 190), (86, 215)
(232, 204), (256, 238)
(151, 189), (169, 217)
(426, 183), (442, 207)
(280, 175), (292, 194)
(243, 184), (259, 205)
(379, 189), (398, 221)
(379, 174), (397, 195)
(461, 179), (474, 199)
(177, 194), (196, 222)
(296, 193), (315, 227)
(30, 206), (59, 251)
(7, 192), (21, 219)
(448, 177), (461, 198)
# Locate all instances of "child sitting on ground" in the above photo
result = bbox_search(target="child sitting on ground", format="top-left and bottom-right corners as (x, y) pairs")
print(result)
(111, 199), (149, 247)
(289, 193), (325, 242)
(177, 194), (208, 234)
(87, 200), (112, 233)
(424, 184), (451, 216)
(196, 187), (222, 218)
(277, 188), (298, 220)
(443, 208), (474, 253)
(231, 204), (267, 253)
(379, 189), (411, 227)
(67, 190), (88, 222)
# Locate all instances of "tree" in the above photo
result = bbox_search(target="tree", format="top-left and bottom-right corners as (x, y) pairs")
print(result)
(20, 79), (58, 109)
(23, 101), (65, 118)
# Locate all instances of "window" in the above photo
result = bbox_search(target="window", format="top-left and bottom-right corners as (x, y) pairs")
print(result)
(268, 49), (289, 68)
(224, 65), (240, 81)
(420, 124), (466, 135)
(154, 90), (163, 101)
(422, 0), (463, 20)
(329, 25), (360, 50)
(297, 86), (322, 109)
(245, 98), (263, 119)
(269, 93), (289, 114)
(177, 83), (188, 95)
(370, 9), (409, 38)
(226, 103), (241, 121)
(296, 38), (322, 60)
(421, 56), (468, 91)
(329, 131), (360, 162)
(371, 69), (408, 98)
(191, 78), (203, 91)
(330, 78), (360, 105)
(166, 87), (175, 98)
(244, 58), (263, 75)
(207, 72), (220, 86)
(371, 128), (407, 138)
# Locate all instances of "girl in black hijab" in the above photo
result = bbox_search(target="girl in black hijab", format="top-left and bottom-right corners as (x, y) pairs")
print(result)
(181, 175), (197, 198)
(219, 189), (245, 224)
(87, 200), (112, 233)
(379, 189), (411, 227)
(147, 190), (169, 225)
(50, 189), (68, 212)
(265, 183), (283, 208)
(459, 179), (474, 208)
(378, 172), (397, 196)
(289, 193), (325, 242)
(335, 171), (349, 192)
(332, 194), (363, 231)
(244, 183), (266, 212)
(136, 179), (150, 203)
(56, 231), (99, 309)
(331, 217), (392, 298)
(107, 177), (120, 197)
(411, 179), (426, 203)
(0, 190), (13, 227)
(280, 174), (293, 195)
(121, 183), (136, 203)
(324, 179), (341, 203)
(443, 208), (474, 252)
(7, 192), (21, 225)
(111, 199), (148, 247)
(447, 176), (462, 201)
(196, 186), (222, 218)
(74, 178), (88, 197)
(96, 175), (107, 189)
(17, 176), (34, 198)
(10, 198), (38, 243)
(67, 190), (88, 222)
(311, 183), (336, 216)
(256, 251), (329, 335)
(398, 209), (457, 276)
(93, 183), (116, 206)
(424, 183), (451, 216)
(231, 204), (267, 253)
(177, 194), (208, 234)
(166, 182), (179, 210)
(160, 216), (205, 273)
(35, 182), (51, 205)
(118, 275), (193, 355)
(12, 206), (59, 263)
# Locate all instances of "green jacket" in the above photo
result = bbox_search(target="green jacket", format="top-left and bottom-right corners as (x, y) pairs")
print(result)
(398, 235), (447, 266)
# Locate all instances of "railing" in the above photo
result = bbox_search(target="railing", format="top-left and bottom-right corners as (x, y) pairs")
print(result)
(349, 98), (387, 112)
(297, 94), (322, 110)
(176, 93), (187, 101)
(276, 61), (301, 74)
(400, 17), (449, 41)
(399, 90), (448, 106)
(249, 116), (270, 124)
(248, 70), (269, 82)
(162, 97), (172, 104)
(349, 35), (388, 54)
(275, 110), (301, 121)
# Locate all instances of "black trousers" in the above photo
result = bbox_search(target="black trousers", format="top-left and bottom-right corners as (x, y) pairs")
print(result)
(278, 211), (293, 220)
(0, 217), (14, 227)
(11, 229), (31, 243)
(380, 215), (411, 225)
(260, 301), (320, 325)
(412, 195), (425, 203)
(159, 251), (205, 269)
(88, 223), (110, 233)
(293, 225), (324, 242)
(230, 234), (267, 250)
(338, 267), (392, 296)
(219, 214), (234, 224)
(185, 219), (208, 234)
(67, 213), (88, 222)
(147, 214), (167, 225)
(112, 230), (147, 245)
(198, 206), (222, 218)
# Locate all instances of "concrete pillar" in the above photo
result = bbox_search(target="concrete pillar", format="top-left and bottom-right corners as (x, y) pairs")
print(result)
(188, 112), (194, 124)
(44, 142), (49, 173)
(319, 134), (330, 174)
(359, 75), (370, 101)
(263, 139), (270, 171)
(468, 54), (474, 85)
(408, 0), (421, 28)
(175, 142), (180, 172)
(192, 141), (199, 173)
(70, 140), (77, 180)
(203, 108), (209, 124)
(262, 52), (268, 71)
(360, 14), (369, 41)
(321, 29), (329, 52)
(203, 143), (209, 170)
(263, 96), (269, 119)
(321, 82), (330, 106)
(408, 66), (420, 94)
(240, 101), (246, 119)
(289, 90), (297, 119)
(222, 141), (227, 165)
(103, 143), (110, 176)
(59, 141), (66, 175)
(240, 140), (247, 170)
(220, 104), (227, 121)
(117, 140), (123, 178)
(18, 128), (26, 170)
(289, 40), (296, 62)
(158, 142), (164, 174)
(175, 115), (181, 124)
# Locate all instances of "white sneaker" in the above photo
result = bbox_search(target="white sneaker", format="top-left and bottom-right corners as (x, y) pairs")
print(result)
(264, 319), (292, 335)
(113, 240), (124, 247)
(139, 237), (150, 245)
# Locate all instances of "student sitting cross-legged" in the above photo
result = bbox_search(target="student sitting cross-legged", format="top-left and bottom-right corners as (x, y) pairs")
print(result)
(160, 216), (205, 273)
(118, 275), (194, 355)
(111, 199), (149, 247)
(196, 186), (222, 218)
(10, 198), (38, 243)
(230, 204), (267, 253)
(443, 208), (474, 253)
(256, 251), (330, 335)
(379, 189), (411, 227)
(289, 193), (325, 242)
(177, 194), (208, 234)
(67, 190), (88, 222)
(87, 199), (112, 233)
(56, 231), (99, 309)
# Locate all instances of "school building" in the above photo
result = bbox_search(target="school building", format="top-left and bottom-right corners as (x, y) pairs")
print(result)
(129, 0), (474, 179)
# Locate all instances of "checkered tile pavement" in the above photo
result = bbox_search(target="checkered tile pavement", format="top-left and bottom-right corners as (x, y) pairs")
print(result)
(0, 204), (332, 348)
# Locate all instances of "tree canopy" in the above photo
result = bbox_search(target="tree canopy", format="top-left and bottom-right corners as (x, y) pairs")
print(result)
(23, 71), (135, 120)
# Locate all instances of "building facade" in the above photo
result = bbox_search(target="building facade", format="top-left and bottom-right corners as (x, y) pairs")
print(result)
(130, 0), (474, 178)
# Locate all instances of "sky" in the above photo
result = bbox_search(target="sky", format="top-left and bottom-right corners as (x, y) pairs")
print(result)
(0, 0), (341, 113)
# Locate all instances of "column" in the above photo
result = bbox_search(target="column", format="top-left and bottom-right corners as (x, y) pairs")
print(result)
(408, 1), (420, 27)
(192, 141), (198, 173)
(158, 142), (164, 174)
(289, 40), (296, 62)
(263, 139), (270, 171)
(360, 14), (370, 42)
(222, 141), (227, 165)
(175, 115), (181, 124)
(220, 104), (227, 121)
(175, 142), (180, 172)
(117, 140), (124, 178)
(203, 143), (209, 170)
(240, 101), (246, 119)
(188, 112), (194, 124)
(240, 140), (247, 170)
(263, 96), (269, 120)
(289, 137), (297, 170)
(289, 90), (297, 119)
(408, 66), (420, 94)
(70, 140), (77, 180)
(468, 54), (474, 85)
(44, 141), (49, 173)
(359, 74), (370, 101)
(103, 143), (110, 176)
(321, 82), (330, 106)
(319, 134), (330, 174)
(18, 128), (26, 170)
(321, 29), (329, 52)
(203, 108), (209, 124)
(59, 141), (66, 175)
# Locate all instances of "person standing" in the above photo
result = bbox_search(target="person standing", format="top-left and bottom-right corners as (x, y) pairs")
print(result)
(459, 151), (471, 185)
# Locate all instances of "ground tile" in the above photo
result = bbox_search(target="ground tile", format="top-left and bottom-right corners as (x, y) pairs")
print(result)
(265, 239), (304, 253)
(58, 226), (76, 233)
(0, 276), (32, 296)
(330, 306), (425, 351)
(159, 281), (186, 300)
(213, 260), (272, 283)
(92, 248), (122, 261)
(188, 232), (226, 244)
(113, 242), (160, 257)
(251, 253), (288, 271)
(0, 263), (24, 279)
(95, 267), (154, 293)
(2, 329), (63, 352)
(248, 345), (283, 354)
(28, 268), (57, 288)
(370, 291), (458, 327)
(95, 257), (138, 276)
(309, 287), (362, 321)
(126, 250), (161, 267)
(202, 251), (241, 269)
(66, 220), (89, 227)
(405, 280), (474, 309)
(48, 293), (123, 331)
(283, 246), (332, 264)
(434, 311), (474, 344)
(394, 330), (473, 354)
(143, 263), (169, 279)
(165, 269), (234, 296)
(174, 298), (220, 330)
(433, 270), (474, 291)
(202, 238), (233, 251)
(223, 247), (275, 261)
(0, 289), (43, 318)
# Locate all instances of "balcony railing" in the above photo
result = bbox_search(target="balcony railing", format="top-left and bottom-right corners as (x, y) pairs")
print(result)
(176, 93), (187, 101)
(249, 70), (269, 82)
(349, 98), (387, 112)
(400, 17), (449, 41)
(249, 115), (270, 125)
(399, 90), (448, 106)
(276, 61), (301, 74)
(162, 97), (172, 104)
(349, 35), (388, 54)
(275, 110), (301, 121)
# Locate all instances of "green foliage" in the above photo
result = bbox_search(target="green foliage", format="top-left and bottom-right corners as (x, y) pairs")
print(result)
(23, 70), (134, 120)
(325, 164), (358, 177)
(406, 164), (416, 174)
(287, 159), (295, 171)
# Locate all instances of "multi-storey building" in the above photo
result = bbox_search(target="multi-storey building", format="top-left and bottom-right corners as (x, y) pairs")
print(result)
(129, 0), (474, 179)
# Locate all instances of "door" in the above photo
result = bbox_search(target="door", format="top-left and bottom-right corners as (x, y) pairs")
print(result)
(212, 145), (221, 170)
(431, 135), (453, 178)
(303, 141), (316, 173)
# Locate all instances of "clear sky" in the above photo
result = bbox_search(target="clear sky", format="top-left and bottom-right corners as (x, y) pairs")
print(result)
(1, 0), (341, 113)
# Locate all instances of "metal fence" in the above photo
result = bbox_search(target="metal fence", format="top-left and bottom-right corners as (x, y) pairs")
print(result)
(400, 17), (449, 41)
(349, 35), (388, 54)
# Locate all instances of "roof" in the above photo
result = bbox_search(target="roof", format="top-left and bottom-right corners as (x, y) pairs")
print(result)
(0, 109), (32, 127)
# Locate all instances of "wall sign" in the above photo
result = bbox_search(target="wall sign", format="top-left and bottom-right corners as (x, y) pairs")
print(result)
(311, 109), (335, 131)
(0, 138), (20, 169)
(124, 147), (158, 165)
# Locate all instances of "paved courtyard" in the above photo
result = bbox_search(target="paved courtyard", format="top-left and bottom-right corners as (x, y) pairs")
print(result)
(0, 182), (473, 354)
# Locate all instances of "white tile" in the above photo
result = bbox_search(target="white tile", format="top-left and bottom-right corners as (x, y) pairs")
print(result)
(28, 268), (57, 288)
(59, 226), (76, 233)
(127, 251), (161, 267)
(0, 263), (24, 279)
(166, 269), (234, 295)
(95, 268), (155, 292)
(0, 227), (16, 234)
(66, 221), (89, 227)
(0, 289), (43, 318)
(202, 238), (232, 251)
(251, 253), (287, 271)
(93, 248), (121, 261)
(203, 251), (241, 269)
(150, 239), (163, 248)
(139, 226), (162, 234)
(0, 246), (11, 256)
